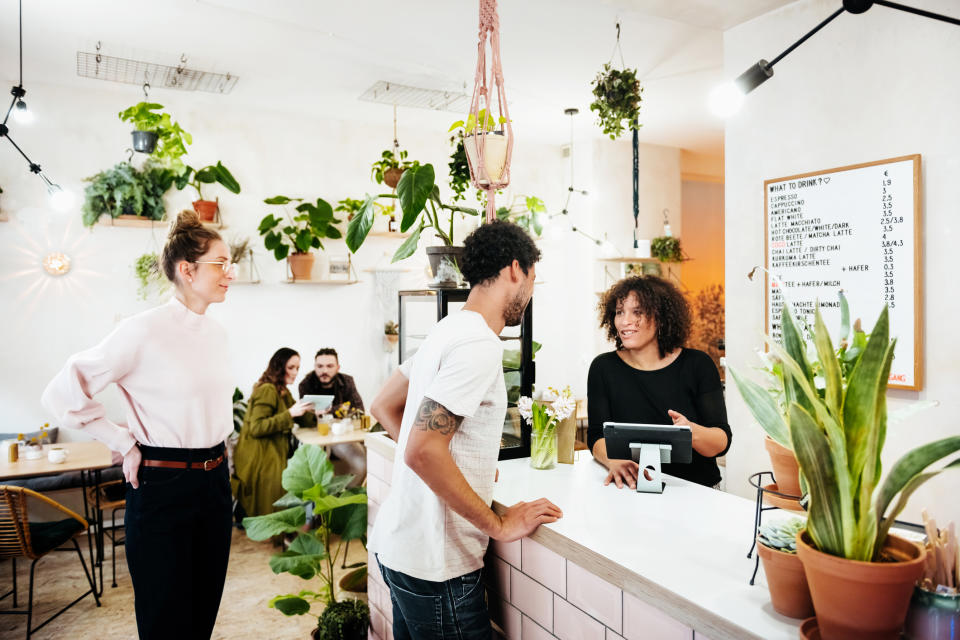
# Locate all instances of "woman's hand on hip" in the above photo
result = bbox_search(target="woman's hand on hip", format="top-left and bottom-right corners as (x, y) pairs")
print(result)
(123, 445), (142, 489)
(604, 459), (639, 489)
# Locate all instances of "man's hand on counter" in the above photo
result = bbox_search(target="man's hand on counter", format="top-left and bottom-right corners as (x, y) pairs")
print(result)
(493, 498), (563, 542)
(604, 459), (639, 490)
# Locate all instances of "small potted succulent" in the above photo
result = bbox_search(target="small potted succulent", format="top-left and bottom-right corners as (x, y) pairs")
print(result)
(118, 102), (191, 170)
(259, 195), (342, 281)
(449, 109), (508, 186)
(174, 162), (241, 222)
(756, 518), (814, 619)
(384, 321), (399, 344)
(371, 148), (415, 189)
(589, 63), (643, 140)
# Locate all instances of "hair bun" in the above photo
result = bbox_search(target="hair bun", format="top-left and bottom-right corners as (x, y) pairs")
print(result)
(168, 209), (203, 238)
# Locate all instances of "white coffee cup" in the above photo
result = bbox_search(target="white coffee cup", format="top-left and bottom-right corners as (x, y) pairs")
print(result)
(47, 447), (67, 464)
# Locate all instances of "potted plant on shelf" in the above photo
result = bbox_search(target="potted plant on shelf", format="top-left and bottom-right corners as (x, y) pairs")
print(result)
(334, 197), (365, 222)
(756, 517), (814, 619)
(133, 252), (170, 300)
(174, 162), (241, 222)
(242, 445), (369, 640)
(118, 102), (191, 169)
(258, 195), (342, 281)
(745, 301), (960, 639)
(650, 236), (683, 262)
(370, 148), (415, 189)
(384, 321), (399, 344)
(345, 163), (480, 285)
(449, 109), (508, 186)
(82, 162), (175, 227)
(495, 195), (547, 237)
(589, 63), (643, 140)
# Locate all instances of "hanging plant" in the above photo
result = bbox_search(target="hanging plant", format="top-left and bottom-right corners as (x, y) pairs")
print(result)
(133, 252), (169, 300)
(590, 63), (643, 140)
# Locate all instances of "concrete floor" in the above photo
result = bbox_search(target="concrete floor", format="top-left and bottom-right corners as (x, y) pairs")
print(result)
(0, 527), (368, 639)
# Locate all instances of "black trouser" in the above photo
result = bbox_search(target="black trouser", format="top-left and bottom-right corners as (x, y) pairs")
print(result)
(125, 443), (233, 640)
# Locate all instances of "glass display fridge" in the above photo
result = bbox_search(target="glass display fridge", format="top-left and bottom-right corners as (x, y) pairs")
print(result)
(398, 289), (534, 460)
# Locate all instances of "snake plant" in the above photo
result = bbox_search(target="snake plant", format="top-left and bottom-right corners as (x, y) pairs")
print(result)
(751, 302), (960, 561)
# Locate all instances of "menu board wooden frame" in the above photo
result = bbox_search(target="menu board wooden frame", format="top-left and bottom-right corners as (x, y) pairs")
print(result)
(764, 154), (923, 391)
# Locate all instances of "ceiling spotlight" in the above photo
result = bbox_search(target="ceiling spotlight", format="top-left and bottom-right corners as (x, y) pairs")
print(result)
(12, 98), (33, 124)
(47, 184), (75, 212)
(42, 252), (72, 277)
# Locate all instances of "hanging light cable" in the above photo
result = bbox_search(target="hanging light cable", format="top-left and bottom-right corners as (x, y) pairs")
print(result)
(1, 0), (71, 209)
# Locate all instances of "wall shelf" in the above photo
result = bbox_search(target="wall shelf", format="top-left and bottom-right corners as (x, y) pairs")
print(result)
(283, 279), (359, 285)
(95, 215), (226, 230)
(368, 231), (410, 238)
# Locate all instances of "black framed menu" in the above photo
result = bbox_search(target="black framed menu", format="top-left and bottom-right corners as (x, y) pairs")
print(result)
(764, 154), (923, 391)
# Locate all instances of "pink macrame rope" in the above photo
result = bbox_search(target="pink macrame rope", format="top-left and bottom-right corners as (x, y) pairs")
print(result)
(467, 0), (513, 222)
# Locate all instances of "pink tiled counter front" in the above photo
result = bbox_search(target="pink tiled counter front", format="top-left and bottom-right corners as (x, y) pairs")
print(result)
(364, 433), (799, 640)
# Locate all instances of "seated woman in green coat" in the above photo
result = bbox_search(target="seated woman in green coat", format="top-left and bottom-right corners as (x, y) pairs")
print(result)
(234, 347), (315, 517)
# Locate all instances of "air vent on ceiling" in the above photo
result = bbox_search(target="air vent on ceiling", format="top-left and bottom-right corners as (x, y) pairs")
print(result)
(76, 52), (238, 94)
(358, 81), (470, 113)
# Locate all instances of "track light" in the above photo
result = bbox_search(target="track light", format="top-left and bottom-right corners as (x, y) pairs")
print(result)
(709, 1), (960, 118)
(12, 98), (32, 124)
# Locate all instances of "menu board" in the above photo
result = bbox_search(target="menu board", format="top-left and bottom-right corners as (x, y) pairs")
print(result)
(764, 155), (923, 390)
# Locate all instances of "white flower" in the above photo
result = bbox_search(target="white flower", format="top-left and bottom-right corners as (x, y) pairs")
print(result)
(541, 387), (559, 403)
(548, 396), (576, 422)
(517, 396), (534, 422)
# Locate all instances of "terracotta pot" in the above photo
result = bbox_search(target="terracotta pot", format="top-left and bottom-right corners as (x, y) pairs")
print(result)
(765, 436), (802, 497)
(383, 167), (405, 189)
(796, 531), (925, 640)
(288, 252), (315, 281)
(385, 334), (399, 343)
(757, 540), (815, 619)
(192, 199), (219, 222)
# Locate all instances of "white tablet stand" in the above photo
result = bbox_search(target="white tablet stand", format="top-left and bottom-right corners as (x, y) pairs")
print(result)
(630, 442), (673, 493)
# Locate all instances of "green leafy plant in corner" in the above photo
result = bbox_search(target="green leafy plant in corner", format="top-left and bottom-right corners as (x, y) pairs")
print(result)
(346, 163), (480, 262)
(243, 445), (368, 637)
(174, 162), (241, 201)
(370, 148), (415, 185)
(118, 102), (192, 172)
(496, 195), (547, 237)
(590, 63), (643, 140)
(258, 196), (342, 261)
(736, 300), (960, 561)
(650, 236), (682, 262)
(133, 252), (169, 300)
(83, 162), (176, 227)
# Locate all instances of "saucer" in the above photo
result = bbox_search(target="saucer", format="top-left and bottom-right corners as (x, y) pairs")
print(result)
(762, 483), (804, 512)
(799, 616), (820, 640)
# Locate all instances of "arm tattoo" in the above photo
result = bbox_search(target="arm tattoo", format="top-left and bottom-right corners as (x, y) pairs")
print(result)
(413, 398), (464, 435)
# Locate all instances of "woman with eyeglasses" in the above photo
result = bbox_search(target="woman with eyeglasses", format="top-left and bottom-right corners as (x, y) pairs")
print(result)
(43, 209), (237, 640)
(232, 347), (315, 519)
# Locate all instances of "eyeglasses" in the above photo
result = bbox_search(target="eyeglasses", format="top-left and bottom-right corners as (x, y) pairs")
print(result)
(193, 260), (237, 276)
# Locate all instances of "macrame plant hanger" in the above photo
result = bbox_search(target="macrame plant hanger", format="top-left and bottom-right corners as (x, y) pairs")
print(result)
(467, 0), (514, 222)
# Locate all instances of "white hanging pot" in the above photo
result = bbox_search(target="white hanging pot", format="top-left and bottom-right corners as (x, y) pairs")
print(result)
(464, 132), (508, 185)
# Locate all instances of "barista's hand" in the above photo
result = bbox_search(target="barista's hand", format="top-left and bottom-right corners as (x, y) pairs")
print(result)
(604, 458), (639, 489)
(667, 409), (691, 427)
(289, 400), (314, 418)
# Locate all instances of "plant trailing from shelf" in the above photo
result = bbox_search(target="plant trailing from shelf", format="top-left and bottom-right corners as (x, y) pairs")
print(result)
(133, 252), (169, 300)
(118, 102), (192, 170)
(650, 236), (682, 262)
(242, 445), (368, 639)
(346, 163), (479, 262)
(589, 63), (643, 140)
(496, 195), (547, 237)
(370, 148), (416, 189)
(82, 162), (176, 227)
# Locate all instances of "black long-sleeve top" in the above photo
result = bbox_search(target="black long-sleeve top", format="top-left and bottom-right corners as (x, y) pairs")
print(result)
(587, 348), (731, 487)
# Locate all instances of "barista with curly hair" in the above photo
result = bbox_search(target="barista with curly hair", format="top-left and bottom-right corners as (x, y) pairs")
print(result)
(587, 275), (731, 489)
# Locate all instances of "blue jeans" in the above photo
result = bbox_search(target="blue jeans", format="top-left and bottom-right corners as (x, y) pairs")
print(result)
(376, 556), (492, 640)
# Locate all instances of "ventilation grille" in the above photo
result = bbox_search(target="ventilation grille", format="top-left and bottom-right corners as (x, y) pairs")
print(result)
(76, 52), (238, 94)
(358, 81), (470, 113)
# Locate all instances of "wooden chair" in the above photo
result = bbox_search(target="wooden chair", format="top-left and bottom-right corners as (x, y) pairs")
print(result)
(85, 479), (126, 590)
(0, 486), (101, 639)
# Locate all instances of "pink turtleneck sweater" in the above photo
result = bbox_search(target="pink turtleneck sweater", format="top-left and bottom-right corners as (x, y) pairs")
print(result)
(42, 297), (234, 454)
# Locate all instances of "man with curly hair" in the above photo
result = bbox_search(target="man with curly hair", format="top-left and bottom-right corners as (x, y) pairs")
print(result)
(368, 220), (562, 639)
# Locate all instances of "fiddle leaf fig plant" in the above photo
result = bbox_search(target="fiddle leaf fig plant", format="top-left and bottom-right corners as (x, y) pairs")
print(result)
(259, 195), (342, 261)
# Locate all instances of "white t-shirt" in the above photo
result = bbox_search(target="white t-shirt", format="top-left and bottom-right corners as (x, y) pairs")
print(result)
(369, 310), (506, 582)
